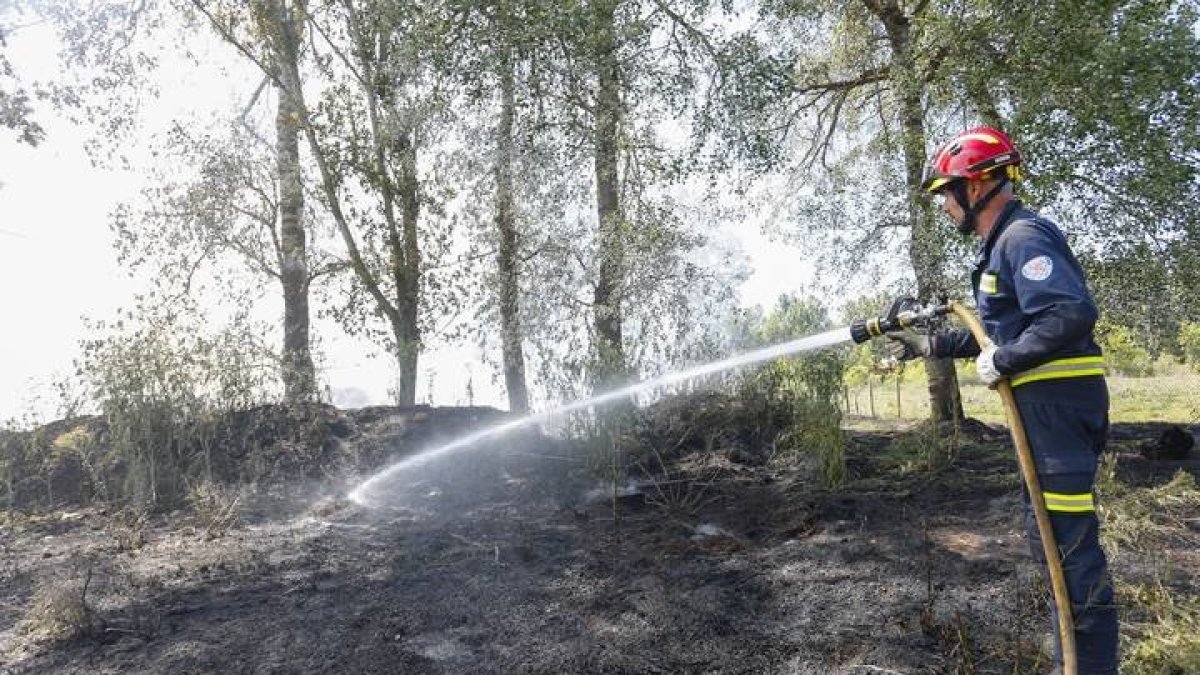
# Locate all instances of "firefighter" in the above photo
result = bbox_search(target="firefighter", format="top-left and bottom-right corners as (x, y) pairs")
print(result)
(886, 126), (1119, 674)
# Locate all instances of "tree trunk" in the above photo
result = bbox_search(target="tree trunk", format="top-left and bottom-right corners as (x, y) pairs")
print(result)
(881, 2), (964, 425)
(250, 0), (316, 407)
(353, 11), (421, 408)
(273, 3), (315, 406)
(393, 128), (421, 406)
(494, 46), (530, 413)
(591, 0), (627, 392)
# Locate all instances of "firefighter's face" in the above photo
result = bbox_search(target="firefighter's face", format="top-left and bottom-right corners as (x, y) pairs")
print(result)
(932, 188), (965, 223)
(933, 180), (986, 236)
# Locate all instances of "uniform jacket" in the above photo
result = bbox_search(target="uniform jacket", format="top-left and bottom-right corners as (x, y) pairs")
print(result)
(933, 200), (1103, 374)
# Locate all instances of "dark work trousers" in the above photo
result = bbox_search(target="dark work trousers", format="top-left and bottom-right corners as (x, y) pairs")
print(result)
(1015, 377), (1119, 675)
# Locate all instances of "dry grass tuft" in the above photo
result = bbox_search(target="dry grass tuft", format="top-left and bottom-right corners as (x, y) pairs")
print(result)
(1097, 468), (1200, 673)
(20, 569), (100, 642)
(187, 481), (241, 539)
(1098, 469), (1200, 555)
(111, 508), (149, 553)
(1119, 581), (1200, 675)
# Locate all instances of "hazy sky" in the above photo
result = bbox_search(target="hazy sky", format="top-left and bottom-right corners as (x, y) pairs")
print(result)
(0, 16), (816, 424)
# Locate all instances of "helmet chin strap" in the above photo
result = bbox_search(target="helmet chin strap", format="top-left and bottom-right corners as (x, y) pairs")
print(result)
(951, 177), (1009, 235)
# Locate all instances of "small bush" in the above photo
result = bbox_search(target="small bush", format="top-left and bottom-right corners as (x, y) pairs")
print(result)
(187, 481), (241, 539)
(1097, 323), (1155, 377)
(731, 293), (846, 486)
(758, 353), (846, 487)
(1179, 321), (1200, 374)
(886, 423), (963, 472)
(78, 302), (279, 508)
(112, 508), (149, 553)
(20, 570), (99, 642)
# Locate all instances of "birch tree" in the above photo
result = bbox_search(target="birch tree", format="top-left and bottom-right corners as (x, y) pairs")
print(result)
(491, 18), (530, 412)
(530, 0), (735, 395)
(42, 1), (322, 407)
(196, 0), (462, 406)
(110, 124), (339, 405)
(447, 0), (540, 413)
(736, 0), (965, 423)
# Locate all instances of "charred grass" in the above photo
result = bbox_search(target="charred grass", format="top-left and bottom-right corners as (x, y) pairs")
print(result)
(0, 401), (1196, 674)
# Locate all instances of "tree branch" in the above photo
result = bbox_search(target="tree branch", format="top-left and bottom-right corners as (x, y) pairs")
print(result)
(649, 0), (718, 61)
(190, 1), (280, 87)
(795, 67), (888, 95)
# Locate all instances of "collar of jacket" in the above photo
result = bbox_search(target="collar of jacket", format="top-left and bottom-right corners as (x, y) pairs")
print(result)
(976, 199), (1025, 264)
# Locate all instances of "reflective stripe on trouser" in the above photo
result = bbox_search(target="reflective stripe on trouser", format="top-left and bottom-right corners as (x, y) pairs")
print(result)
(1043, 491), (1095, 513)
(1011, 356), (1105, 388)
(1015, 388), (1118, 675)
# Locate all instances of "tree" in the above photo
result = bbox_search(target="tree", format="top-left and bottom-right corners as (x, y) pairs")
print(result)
(438, 0), (740, 407)
(0, 2), (46, 145)
(539, 0), (735, 395)
(492, 22), (530, 413)
(111, 123), (339, 405)
(449, 0), (539, 413)
(721, 0), (965, 424)
(195, 0), (467, 406)
(587, 0), (628, 391)
(245, 0), (319, 405)
(954, 0), (1200, 351)
(754, 293), (831, 345)
(42, 0), (322, 407)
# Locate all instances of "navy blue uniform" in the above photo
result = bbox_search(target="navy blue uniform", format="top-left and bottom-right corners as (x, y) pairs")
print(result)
(933, 200), (1119, 674)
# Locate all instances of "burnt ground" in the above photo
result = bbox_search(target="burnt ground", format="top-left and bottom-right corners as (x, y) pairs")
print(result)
(1, 417), (1197, 674)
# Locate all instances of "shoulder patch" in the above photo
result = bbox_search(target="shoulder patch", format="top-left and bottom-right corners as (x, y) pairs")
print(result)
(1021, 255), (1054, 281)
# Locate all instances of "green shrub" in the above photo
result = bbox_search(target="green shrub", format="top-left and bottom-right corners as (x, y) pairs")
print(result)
(1179, 321), (1200, 374)
(78, 304), (278, 508)
(731, 293), (846, 487)
(1097, 322), (1155, 377)
(757, 352), (846, 487)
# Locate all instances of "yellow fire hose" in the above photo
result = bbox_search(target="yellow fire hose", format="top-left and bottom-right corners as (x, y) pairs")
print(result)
(948, 301), (1077, 675)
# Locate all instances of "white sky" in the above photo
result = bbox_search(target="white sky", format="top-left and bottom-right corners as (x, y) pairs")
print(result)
(0, 16), (817, 425)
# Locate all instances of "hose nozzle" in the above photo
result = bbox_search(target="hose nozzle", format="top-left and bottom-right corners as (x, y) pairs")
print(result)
(850, 297), (949, 344)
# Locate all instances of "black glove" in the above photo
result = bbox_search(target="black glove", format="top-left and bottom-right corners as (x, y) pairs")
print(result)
(885, 330), (932, 362)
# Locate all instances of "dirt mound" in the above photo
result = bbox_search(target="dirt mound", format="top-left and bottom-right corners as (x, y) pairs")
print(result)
(0, 405), (518, 512)
(1138, 425), (1195, 460)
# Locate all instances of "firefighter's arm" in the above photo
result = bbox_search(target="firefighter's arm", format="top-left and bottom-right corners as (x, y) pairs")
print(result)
(931, 329), (981, 359)
(992, 223), (1097, 374)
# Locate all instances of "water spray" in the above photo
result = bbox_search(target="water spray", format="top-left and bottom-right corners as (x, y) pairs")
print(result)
(347, 326), (855, 506)
(348, 299), (948, 506)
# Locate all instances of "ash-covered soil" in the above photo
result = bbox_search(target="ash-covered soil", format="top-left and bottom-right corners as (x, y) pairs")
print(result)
(2, 415), (1197, 675)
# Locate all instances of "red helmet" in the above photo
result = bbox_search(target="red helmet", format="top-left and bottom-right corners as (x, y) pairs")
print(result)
(921, 126), (1022, 193)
